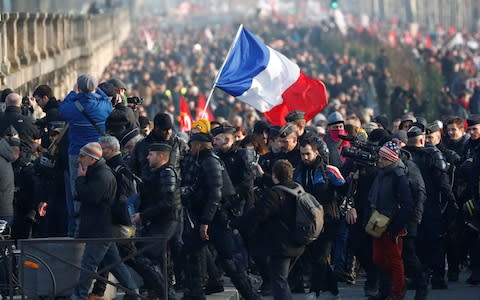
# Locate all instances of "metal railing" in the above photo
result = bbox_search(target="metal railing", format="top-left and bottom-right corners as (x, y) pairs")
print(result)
(14, 236), (168, 300)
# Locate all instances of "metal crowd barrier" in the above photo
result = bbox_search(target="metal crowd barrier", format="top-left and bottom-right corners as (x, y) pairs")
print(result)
(16, 236), (168, 300)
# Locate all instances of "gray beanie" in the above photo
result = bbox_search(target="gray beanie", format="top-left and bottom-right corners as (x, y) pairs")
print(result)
(327, 111), (344, 126)
(77, 74), (98, 93)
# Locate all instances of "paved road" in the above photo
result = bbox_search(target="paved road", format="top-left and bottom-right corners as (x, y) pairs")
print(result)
(207, 271), (480, 300)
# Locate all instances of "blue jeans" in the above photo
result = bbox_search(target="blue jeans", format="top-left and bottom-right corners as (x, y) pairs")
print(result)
(333, 221), (349, 274)
(68, 155), (81, 236)
(72, 242), (137, 300)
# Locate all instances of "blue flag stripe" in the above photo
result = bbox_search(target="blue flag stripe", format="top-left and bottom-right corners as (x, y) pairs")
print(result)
(216, 27), (270, 97)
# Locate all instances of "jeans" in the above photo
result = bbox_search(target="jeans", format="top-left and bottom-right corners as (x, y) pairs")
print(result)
(72, 242), (137, 300)
(269, 256), (294, 300)
(333, 221), (349, 274)
(68, 154), (80, 236)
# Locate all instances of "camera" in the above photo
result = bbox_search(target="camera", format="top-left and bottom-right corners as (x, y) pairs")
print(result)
(21, 95), (33, 116)
(339, 135), (380, 167)
(39, 153), (57, 169)
(126, 96), (144, 105)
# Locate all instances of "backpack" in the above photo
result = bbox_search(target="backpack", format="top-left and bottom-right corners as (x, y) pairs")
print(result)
(111, 164), (141, 225)
(273, 184), (324, 245)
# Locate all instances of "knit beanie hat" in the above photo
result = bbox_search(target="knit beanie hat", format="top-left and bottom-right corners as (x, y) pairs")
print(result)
(379, 141), (400, 162)
(77, 74), (98, 93)
(327, 111), (344, 126)
(80, 142), (102, 160)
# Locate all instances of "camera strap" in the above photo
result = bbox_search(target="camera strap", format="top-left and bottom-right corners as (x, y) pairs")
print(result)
(74, 100), (105, 136)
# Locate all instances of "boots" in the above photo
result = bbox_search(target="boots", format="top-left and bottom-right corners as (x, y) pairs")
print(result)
(222, 259), (262, 300)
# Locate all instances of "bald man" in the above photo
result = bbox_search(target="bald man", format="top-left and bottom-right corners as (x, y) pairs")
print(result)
(0, 93), (40, 154)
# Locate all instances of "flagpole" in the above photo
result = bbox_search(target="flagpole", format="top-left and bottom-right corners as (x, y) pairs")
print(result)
(201, 23), (244, 119)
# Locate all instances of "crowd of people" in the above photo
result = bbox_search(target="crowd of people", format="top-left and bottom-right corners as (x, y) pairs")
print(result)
(0, 11), (479, 300)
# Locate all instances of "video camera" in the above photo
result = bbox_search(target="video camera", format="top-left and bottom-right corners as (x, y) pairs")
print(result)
(339, 135), (380, 167)
(21, 95), (33, 116)
(126, 96), (144, 105)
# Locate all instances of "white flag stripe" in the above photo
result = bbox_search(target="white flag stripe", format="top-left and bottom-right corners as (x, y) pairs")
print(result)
(237, 46), (300, 112)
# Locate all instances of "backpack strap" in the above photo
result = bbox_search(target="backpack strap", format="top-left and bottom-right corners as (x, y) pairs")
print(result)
(273, 184), (305, 197)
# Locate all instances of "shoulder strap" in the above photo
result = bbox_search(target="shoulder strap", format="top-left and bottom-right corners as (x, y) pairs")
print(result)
(273, 184), (305, 197)
(74, 100), (104, 135)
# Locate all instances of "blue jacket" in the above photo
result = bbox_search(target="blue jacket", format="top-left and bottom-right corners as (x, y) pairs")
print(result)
(59, 89), (112, 155)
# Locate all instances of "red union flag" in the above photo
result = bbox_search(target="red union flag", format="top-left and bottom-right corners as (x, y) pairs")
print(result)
(179, 96), (192, 132)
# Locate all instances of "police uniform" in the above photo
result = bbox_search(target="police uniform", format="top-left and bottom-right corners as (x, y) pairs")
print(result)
(404, 126), (455, 288)
(182, 133), (260, 300)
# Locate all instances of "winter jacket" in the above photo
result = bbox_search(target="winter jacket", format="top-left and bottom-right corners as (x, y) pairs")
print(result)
(183, 149), (223, 225)
(237, 181), (305, 258)
(0, 138), (14, 217)
(139, 163), (180, 225)
(217, 145), (254, 210)
(0, 106), (40, 153)
(294, 157), (345, 223)
(59, 89), (112, 155)
(75, 159), (117, 238)
(369, 160), (414, 236)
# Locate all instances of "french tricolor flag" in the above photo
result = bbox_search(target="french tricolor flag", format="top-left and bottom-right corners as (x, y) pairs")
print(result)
(215, 25), (328, 126)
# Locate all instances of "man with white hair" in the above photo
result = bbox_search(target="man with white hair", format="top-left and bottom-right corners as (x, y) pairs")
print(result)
(0, 93), (40, 155)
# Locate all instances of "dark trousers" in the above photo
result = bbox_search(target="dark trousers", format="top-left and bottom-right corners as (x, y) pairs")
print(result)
(373, 234), (405, 298)
(403, 235), (427, 290)
(417, 209), (446, 278)
(269, 256), (294, 300)
(183, 212), (258, 300)
(309, 223), (338, 296)
(349, 224), (378, 288)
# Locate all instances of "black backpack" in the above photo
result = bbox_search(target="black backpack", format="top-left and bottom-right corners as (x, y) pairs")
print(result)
(111, 164), (141, 225)
(273, 184), (324, 245)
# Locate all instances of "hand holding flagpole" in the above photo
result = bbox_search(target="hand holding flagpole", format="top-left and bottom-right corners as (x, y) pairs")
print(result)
(201, 24), (244, 119)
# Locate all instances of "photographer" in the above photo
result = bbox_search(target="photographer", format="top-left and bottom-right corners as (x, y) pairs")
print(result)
(341, 128), (390, 297)
(100, 82), (138, 139)
(33, 85), (65, 148)
(0, 93), (41, 156)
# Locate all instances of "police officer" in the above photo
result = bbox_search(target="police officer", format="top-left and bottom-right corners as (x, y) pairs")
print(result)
(212, 124), (254, 213)
(132, 142), (181, 299)
(404, 125), (456, 289)
(276, 123), (302, 168)
(285, 110), (316, 143)
(181, 132), (260, 300)
(464, 115), (480, 285)
(130, 112), (188, 179)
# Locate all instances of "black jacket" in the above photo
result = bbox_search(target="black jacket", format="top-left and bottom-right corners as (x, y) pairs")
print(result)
(105, 104), (139, 139)
(368, 160), (414, 236)
(184, 149), (223, 225)
(130, 132), (189, 179)
(139, 163), (180, 225)
(217, 145), (254, 209)
(0, 106), (40, 153)
(238, 181), (305, 257)
(404, 145), (455, 208)
(35, 98), (64, 148)
(12, 159), (37, 218)
(0, 138), (14, 217)
(75, 159), (117, 238)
